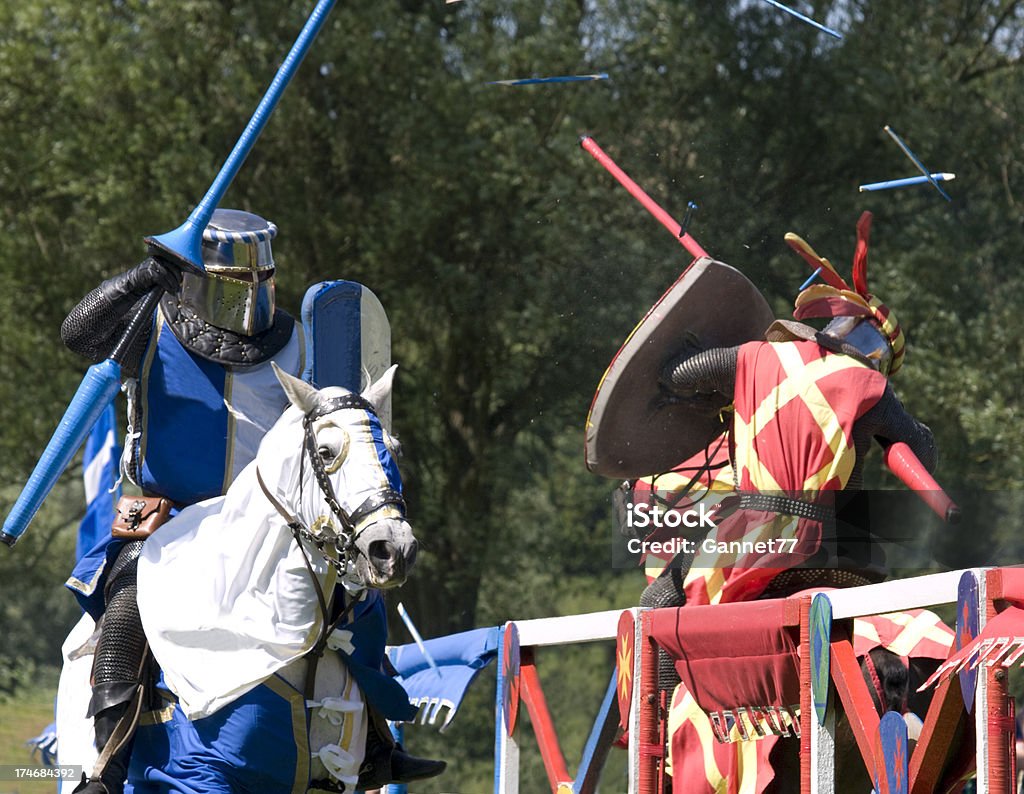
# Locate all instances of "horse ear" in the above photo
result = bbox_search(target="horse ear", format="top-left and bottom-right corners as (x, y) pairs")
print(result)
(273, 362), (321, 414)
(361, 364), (397, 414)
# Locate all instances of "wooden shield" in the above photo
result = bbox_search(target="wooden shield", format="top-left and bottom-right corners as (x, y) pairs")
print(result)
(616, 610), (635, 729)
(585, 258), (774, 478)
(874, 711), (909, 794)
(810, 593), (833, 726)
(502, 623), (521, 736)
(956, 571), (980, 713)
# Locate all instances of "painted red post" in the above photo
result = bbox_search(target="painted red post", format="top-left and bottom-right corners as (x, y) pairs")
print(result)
(907, 676), (964, 792)
(518, 648), (572, 792)
(638, 612), (660, 794)
(985, 571), (1012, 793)
(829, 635), (881, 779)
(800, 596), (812, 794)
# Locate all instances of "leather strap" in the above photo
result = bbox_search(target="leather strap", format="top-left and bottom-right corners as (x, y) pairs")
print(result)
(257, 467), (358, 702)
(256, 467), (304, 529)
(349, 489), (406, 529)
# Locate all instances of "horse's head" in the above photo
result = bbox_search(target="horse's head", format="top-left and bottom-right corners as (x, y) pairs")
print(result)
(265, 364), (418, 590)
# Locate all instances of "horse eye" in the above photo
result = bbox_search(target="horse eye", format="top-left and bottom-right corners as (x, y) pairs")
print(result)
(314, 425), (349, 473)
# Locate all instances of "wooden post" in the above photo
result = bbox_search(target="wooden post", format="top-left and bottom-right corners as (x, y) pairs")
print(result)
(519, 648), (571, 792)
(638, 612), (660, 794)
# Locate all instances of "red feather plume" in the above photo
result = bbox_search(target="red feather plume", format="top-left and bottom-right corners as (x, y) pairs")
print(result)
(852, 211), (872, 297)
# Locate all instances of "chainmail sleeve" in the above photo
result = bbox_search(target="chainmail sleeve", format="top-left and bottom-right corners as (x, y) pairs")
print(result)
(61, 285), (152, 378)
(661, 346), (739, 398)
(848, 384), (937, 489)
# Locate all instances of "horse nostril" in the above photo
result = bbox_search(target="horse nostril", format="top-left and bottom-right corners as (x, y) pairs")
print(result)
(368, 540), (399, 571)
(406, 539), (419, 569)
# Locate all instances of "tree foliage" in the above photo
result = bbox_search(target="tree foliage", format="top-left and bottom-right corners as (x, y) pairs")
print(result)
(0, 0), (1021, 789)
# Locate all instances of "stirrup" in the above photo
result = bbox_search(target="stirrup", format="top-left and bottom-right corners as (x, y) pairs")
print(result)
(72, 773), (112, 794)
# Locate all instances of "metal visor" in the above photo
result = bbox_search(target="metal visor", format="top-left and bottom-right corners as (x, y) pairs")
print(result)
(585, 258), (776, 478)
(179, 269), (276, 336)
(823, 316), (893, 375)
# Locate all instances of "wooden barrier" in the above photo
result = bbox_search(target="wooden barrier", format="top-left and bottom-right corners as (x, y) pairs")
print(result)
(631, 568), (1017, 794)
(391, 567), (1018, 792)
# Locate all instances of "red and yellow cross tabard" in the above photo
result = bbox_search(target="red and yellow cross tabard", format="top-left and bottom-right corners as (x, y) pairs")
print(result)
(731, 340), (887, 494)
(682, 340), (888, 606)
(667, 685), (777, 794)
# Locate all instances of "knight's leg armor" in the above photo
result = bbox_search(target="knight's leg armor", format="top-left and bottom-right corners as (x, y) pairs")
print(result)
(75, 541), (151, 794)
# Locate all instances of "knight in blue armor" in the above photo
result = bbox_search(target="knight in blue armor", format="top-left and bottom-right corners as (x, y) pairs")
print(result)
(60, 210), (444, 793)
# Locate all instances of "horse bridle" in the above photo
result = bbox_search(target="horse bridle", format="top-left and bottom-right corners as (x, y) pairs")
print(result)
(258, 393), (407, 578)
(254, 393), (409, 711)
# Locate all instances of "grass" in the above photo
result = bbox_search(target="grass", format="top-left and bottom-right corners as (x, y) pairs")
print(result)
(0, 677), (61, 794)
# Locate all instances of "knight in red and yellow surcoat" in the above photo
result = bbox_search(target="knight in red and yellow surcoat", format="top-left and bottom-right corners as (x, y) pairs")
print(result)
(634, 214), (944, 794)
(644, 213), (936, 609)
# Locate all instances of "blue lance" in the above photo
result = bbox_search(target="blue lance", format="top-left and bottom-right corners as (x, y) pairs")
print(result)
(1, 0), (337, 547)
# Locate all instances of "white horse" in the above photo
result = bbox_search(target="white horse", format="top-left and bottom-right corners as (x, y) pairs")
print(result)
(58, 364), (418, 793)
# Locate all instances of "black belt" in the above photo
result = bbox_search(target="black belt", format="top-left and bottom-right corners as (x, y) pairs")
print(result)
(737, 493), (834, 522)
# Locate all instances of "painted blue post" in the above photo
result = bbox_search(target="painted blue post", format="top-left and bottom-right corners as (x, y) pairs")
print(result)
(573, 668), (621, 793)
(493, 624), (506, 794)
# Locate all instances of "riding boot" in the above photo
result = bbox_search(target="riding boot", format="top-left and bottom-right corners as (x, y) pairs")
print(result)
(389, 739), (447, 784)
(355, 708), (447, 789)
(72, 701), (135, 794)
